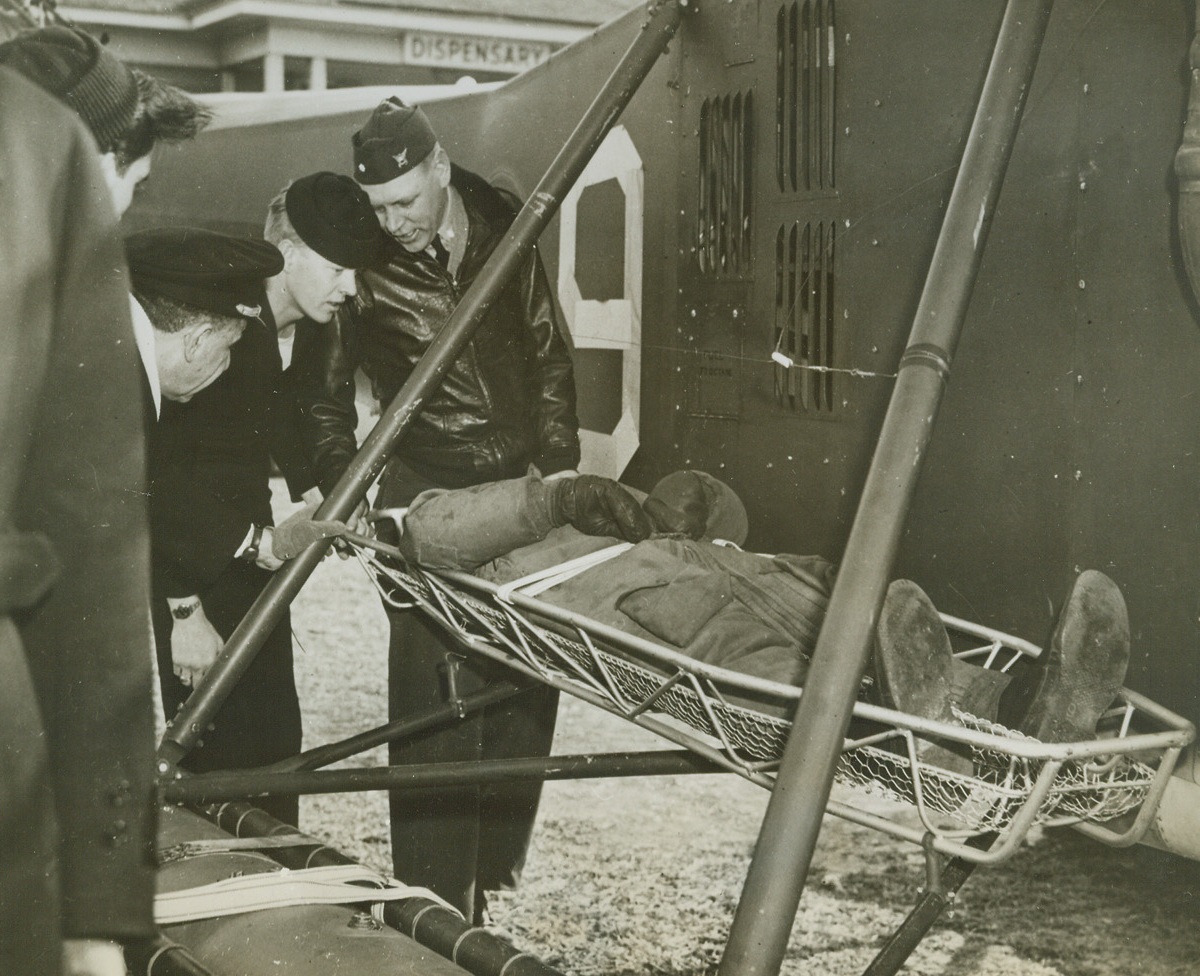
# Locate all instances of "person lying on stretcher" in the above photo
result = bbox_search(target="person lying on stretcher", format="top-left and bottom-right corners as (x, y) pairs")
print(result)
(366, 470), (1131, 768)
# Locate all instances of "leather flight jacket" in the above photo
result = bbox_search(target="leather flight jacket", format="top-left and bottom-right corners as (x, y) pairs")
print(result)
(295, 165), (580, 494)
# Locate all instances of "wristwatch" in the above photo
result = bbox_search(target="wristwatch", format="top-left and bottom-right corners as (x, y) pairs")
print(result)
(170, 599), (201, 620)
(241, 522), (264, 563)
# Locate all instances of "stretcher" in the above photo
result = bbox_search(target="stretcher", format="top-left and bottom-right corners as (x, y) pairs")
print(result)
(349, 536), (1194, 867)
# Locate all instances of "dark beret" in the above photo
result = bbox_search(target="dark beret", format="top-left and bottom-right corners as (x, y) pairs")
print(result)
(352, 97), (438, 185)
(0, 27), (137, 152)
(126, 228), (284, 319)
(285, 172), (385, 269)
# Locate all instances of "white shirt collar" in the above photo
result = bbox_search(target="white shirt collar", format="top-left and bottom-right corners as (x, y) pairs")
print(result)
(129, 294), (161, 418)
(428, 185), (468, 273)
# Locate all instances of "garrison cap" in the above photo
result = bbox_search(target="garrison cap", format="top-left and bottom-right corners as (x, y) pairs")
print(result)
(0, 26), (138, 152)
(126, 228), (284, 319)
(286, 172), (385, 268)
(352, 97), (438, 185)
(645, 470), (749, 546)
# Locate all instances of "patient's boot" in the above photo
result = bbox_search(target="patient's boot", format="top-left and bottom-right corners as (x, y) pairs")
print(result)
(873, 579), (972, 775)
(948, 658), (1012, 724)
(1001, 570), (1130, 743)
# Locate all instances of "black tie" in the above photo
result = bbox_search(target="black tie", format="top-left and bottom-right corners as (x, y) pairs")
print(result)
(430, 235), (450, 269)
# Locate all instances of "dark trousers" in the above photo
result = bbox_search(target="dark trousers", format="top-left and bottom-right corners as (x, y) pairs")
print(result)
(387, 609), (559, 918)
(153, 560), (302, 826)
(380, 455), (558, 918)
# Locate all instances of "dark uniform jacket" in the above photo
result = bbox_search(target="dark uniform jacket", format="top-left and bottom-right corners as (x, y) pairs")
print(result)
(295, 164), (580, 494)
(149, 300), (315, 596)
(147, 299), (309, 824)
(1, 68), (156, 969)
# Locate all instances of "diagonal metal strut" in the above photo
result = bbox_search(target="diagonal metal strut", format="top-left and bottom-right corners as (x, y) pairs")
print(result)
(717, 1), (1056, 973)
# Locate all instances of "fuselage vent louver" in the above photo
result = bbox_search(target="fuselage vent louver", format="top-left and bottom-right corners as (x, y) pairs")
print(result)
(777, 0), (836, 194)
(698, 89), (754, 279)
(774, 220), (837, 413)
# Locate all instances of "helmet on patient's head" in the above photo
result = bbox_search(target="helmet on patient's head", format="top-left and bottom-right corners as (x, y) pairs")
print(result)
(643, 471), (748, 546)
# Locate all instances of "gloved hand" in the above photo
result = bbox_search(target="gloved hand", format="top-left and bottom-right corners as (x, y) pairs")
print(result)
(270, 502), (350, 560)
(547, 475), (652, 543)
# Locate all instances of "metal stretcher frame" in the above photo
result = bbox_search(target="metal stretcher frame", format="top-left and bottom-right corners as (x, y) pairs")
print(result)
(342, 540), (1193, 867)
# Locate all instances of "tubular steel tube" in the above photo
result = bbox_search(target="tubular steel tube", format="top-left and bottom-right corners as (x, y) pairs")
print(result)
(158, 0), (688, 766)
(124, 936), (218, 976)
(862, 859), (978, 976)
(204, 800), (569, 976)
(717, 2), (1056, 974)
(266, 681), (527, 773)
(163, 749), (720, 804)
(862, 833), (995, 976)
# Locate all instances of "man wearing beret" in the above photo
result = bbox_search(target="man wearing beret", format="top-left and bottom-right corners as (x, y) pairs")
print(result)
(264, 171), (386, 448)
(131, 180), (380, 825)
(294, 97), (580, 920)
(1, 68), (156, 976)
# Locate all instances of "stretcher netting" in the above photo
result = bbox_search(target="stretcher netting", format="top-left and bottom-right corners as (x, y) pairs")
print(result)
(352, 542), (1192, 863)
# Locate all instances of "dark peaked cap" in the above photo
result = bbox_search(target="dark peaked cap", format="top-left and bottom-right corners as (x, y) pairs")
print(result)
(286, 172), (385, 268)
(126, 228), (284, 319)
(353, 97), (438, 185)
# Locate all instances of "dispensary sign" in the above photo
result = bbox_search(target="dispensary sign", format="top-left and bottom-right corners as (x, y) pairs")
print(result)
(404, 31), (555, 74)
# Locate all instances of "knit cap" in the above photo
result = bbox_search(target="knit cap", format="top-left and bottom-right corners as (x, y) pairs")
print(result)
(0, 26), (138, 151)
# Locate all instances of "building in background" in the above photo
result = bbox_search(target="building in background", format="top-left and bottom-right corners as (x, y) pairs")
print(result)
(3, 0), (639, 92)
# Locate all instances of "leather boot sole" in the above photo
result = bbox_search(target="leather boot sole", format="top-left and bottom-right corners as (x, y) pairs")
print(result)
(874, 580), (972, 775)
(1011, 569), (1130, 743)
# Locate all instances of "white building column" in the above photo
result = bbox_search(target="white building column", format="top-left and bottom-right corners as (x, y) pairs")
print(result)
(263, 51), (285, 92)
(308, 55), (328, 90)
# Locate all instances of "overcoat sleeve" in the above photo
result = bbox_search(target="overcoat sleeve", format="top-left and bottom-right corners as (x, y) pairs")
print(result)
(7, 81), (157, 941)
(148, 461), (251, 598)
(149, 325), (284, 596)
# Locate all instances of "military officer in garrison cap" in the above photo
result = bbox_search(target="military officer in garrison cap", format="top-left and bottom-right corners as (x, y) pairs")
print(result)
(292, 97), (580, 920)
(131, 197), (378, 826)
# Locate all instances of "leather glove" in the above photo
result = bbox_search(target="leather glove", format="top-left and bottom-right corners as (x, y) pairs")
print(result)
(642, 471), (709, 539)
(547, 475), (652, 543)
(271, 502), (350, 559)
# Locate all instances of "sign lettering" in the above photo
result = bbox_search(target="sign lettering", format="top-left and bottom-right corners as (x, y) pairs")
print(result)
(404, 32), (554, 74)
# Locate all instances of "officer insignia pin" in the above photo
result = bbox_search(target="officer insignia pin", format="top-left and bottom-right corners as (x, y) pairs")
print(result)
(393, 148), (408, 169)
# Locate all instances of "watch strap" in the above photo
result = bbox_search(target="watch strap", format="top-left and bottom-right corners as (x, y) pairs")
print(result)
(170, 599), (201, 620)
(241, 522), (264, 563)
